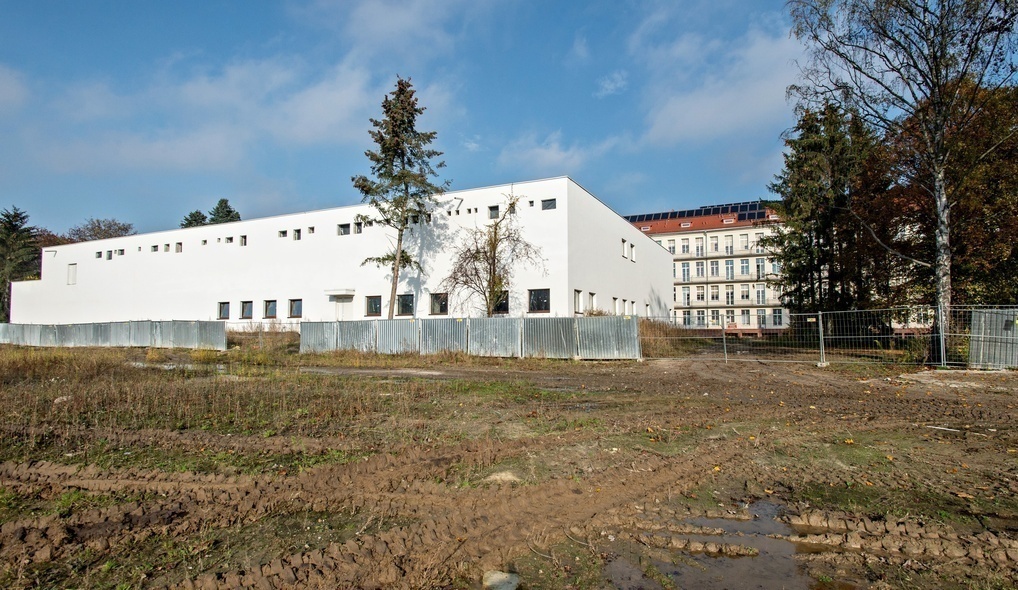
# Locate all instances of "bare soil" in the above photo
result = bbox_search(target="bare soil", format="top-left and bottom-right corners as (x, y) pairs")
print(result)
(0, 353), (1016, 589)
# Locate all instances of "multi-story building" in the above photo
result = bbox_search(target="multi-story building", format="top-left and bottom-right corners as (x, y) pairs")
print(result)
(626, 202), (788, 334)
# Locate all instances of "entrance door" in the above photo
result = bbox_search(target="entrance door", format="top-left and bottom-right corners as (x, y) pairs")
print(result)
(332, 294), (354, 320)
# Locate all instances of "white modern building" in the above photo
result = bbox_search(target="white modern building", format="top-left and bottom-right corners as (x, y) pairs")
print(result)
(12, 177), (672, 328)
(626, 202), (789, 334)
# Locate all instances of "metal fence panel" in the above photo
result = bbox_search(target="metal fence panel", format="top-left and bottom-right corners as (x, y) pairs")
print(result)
(337, 320), (376, 352)
(110, 322), (132, 347)
(523, 317), (577, 359)
(968, 309), (1018, 369)
(0, 323), (8, 344)
(377, 320), (419, 354)
(467, 317), (521, 357)
(38, 325), (57, 347)
(197, 321), (227, 350)
(171, 321), (196, 349)
(576, 316), (640, 360)
(131, 321), (153, 347)
(300, 322), (337, 353)
(151, 321), (171, 348)
(421, 318), (467, 355)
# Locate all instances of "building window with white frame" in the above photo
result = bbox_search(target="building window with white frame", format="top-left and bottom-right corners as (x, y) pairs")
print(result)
(264, 300), (277, 319)
(710, 285), (719, 302)
(756, 258), (766, 279)
(682, 286), (690, 306)
(741, 259), (750, 276)
(740, 234), (749, 250)
(724, 235), (734, 255)
(725, 309), (735, 325)
(711, 309), (720, 326)
(756, 285), (766, 305)
(725, 260), (734, 280)
(681, 262), (690, 282)
(757, 309), (767, 326)
(695, 286), (705, 301)
(217, 302), (230, 320)
(710, 236), (718, 252)
(725, 285), (734, 305)
(682, 310), (691, 326)
(696, 310), (705, 326)
(755, 232), (765, 253)
(740, 284), (750, 301)
(289, 299), (302, 318)
(667, 239), (675, 254)
(773, 308), (783, 326)
(680, 238), (689, 254)
(694, 237), (704, 257)
(741, 309), (751, 325)
(695, 261), (704, 278)
(710, 260), (719, 277)
(240, 301), (253, 319)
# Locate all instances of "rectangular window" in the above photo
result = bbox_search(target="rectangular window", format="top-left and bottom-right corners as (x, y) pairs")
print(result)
(541, 198), (556, 210)
(695, 237), (704, 257)
(682, 310), (691, 326)
(612, 297), (619, 314)
(682, 286), (690, 306)
(493, 291), (509, 314)
(740, 234), (749, 250)
(225, 236), (234, 244)
(365, 295), (382, 317)
(725, 310), (735, 325)
(695, 261), (704, 278)
(574, 289), (582, 313)
(755, 233), (765, 253)
(757, 309), (767, 326)
(95, 251), (102, 258)
(175, 242), (183, 253)
(201, 240), (207, 246)
(66, 263), (77, 285)
(307, 226), (315, 234)
(288, 299), (302, 318)
(741, 285), (750, 301)
(629, 243), (636, 261)
(710, 236), (718, 252)
(725, 285), (735, 305)
(681, 238), (689, 254)
(338, 224), (351, 236)
(106, 250), (112, 260)
(264, 300), (277, 319)
(354, 222), (362, 234)
(397, 294), (414, 316)
(673, 262), (677, 278)
(771, 259), (780, 274)
(756, 258), (766, 279)
(279, 230), (287, 238)
(667, 239), (675, 254)
(740, 259), (750, 275)
(773, 309), (784, 326)
(711, 309), (720, 326)
(528, 289), (551, 313)
(621, 239), (627, 258)
(240, 235), (247, 246)
(757, 285), (767, 305)
(710, 285), (720, 302)
(116, 249), (125, 256)
(681, 262), (690, 282)
(725, 260), (734, 280)
(488, 205), (499, 219)
(696, 310), (706, 326)
(673, 286), (677, 302)
(710, 260), (719, 277)
(164, 244), (170, 252)
(741, 309), (751, 325)
(293, 229), (301, 241)
(724, 235), (734, 255)
(695, 286), (705, 301)
(218, 302), (230, 320)
(240, 301), (253, 319)
(588, 292), (595, 310)
(430, 293), (448, 315)
(150, 245), (158, 252)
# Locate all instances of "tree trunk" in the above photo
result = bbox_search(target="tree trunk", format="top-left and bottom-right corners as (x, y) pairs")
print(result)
(933, 166), (952, 333)
(388, 228), (405, 320)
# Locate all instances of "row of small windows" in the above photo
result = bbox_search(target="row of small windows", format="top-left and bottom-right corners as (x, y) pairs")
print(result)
(672, 259), (780, 281)
(675, 308), (784, 327)
(655, 233), (768, 256)
(218, 299), (302, 320)
(96, 236), (249, 260)
(673, 284), (778, 306)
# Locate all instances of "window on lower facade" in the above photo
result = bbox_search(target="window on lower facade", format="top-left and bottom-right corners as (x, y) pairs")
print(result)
(397, 294), (414, 316)
(725, 310), (735, 325)
(711, 309), (720, 326)
(488, 205), (499, 219)
(430, 293), (448, 315)
(757, 309), (767, 326)
(725, 286), (735, 305)
(541, 198), (556, 210)
(773, 309), (784, 326)
(528, 289), (550, 313)
(710, 285), (720, 302)
(365, 295), (382, 317)
(696, 310), (706, 326)
(218, 302), (230, 320)
(288, 299), (302, 318)
(66, 263), (77, 285)
(240, 301), (253, 319)
(741, 309), (751, 325)
(338, 223), (350, 235)
(492, 291), (509, 314)
(682, 310), (691, 326)
(264, 300), (277, 319)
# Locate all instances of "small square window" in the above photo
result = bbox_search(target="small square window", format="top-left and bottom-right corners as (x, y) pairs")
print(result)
(175, 242), (182, 253)
(397, 294), (414, 316)
(106, 250), (112, 260)
(293, 229), (301, 241)
(164, 244), (170, 252)
(151, 245), (158, 252)
(528, 289), (550, 313)
(264, 300), (277, 319)
(240, 235), (247, 246)
(338, 223), (350, 236)
(488, 205), (499, 219)
(240, 301), (253, 319)
(307, 226), (315, 234)
(96, 251), (102, 258)
(225, 236), (233, 244)
(541, 199), (556, 210)
(365, 295), (382, 317)
(430, 293), (448, 315)
(201, 239), (208, 246)
(217, 302), (230, 320)
(278, 230), (288, 238)
(492, 291), (509, 314)
(288, 299), (302, 318)
(354, 222), (362, 234)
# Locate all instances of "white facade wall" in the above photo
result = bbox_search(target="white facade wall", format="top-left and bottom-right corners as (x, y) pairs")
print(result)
(11, 178), (672, 327)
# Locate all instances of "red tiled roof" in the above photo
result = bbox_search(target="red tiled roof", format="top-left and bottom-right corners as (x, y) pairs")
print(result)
(630, 211), (780, 235)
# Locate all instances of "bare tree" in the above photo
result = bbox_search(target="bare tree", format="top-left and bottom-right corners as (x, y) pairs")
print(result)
(66, 218), (136, 242)
(441, 194), (544, 317)
(788, 0), (1018, 318)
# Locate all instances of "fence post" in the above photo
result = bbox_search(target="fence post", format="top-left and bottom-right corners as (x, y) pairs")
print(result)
(722, 326), (728, 363)
(937, 304), (948, 368)
(817, 311), (827, 367)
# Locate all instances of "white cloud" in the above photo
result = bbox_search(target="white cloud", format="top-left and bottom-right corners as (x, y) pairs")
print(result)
(638, 27), (802, 145)
(497, 131), (616, 177)
(462, 134), (483, 152)
(568, 34), (590, 63)
(594, 70), (628, 98)
(0, 64), (29, 114)
(266, 63), (378, 144)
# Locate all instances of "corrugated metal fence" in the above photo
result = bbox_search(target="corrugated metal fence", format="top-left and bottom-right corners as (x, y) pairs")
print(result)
(0, 321), (227, 350)
(300, 316), (641, 360)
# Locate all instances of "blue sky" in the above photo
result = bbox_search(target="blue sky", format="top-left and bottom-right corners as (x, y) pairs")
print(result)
(0, 0), (804, 234)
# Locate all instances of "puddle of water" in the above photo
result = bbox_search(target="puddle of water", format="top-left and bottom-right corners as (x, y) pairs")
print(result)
(604, 502), (855, 590)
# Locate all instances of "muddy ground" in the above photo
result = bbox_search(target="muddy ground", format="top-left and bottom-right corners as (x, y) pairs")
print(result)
(0, 352), (1016, 589)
